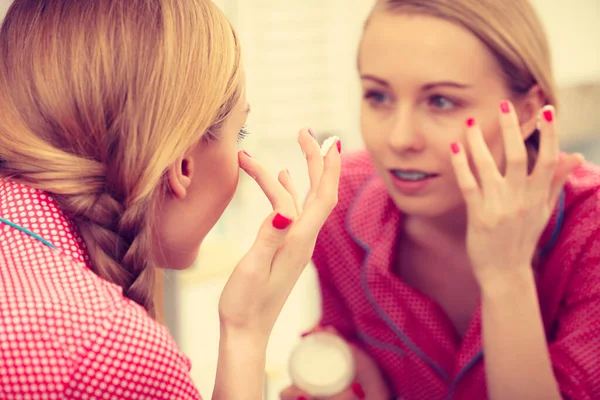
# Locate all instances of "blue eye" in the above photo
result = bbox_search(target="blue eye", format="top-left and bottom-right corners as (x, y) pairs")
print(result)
(364, 90), (390, 105)
(238, 124), (250, 142)
(430, 95), (455, 110)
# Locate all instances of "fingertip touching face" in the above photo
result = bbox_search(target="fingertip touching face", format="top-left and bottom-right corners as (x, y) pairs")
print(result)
(155, 79), (251, 270)
(358, 12), (542, 218)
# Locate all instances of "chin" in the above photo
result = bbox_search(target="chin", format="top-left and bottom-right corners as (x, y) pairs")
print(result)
(389, 193), (459, 218)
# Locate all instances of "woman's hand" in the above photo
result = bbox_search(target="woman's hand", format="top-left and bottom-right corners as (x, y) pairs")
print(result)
(213, 129), (340, 400)
(218, 128), (341, 337)
(450, 102), (584, 286)
(280, 327), (392, 400)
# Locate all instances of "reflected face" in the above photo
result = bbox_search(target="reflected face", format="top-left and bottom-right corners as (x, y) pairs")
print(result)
(359, 12), (516, 218)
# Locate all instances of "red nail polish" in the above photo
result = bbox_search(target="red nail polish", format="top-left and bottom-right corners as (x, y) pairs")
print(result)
(300, 331), (310, 338)
(500, 100), (510, 114)
(336, 140), (342, 153)
(272, 213), (293, 230)
(243, 150), (252, 158)
(543, 109), (553, 122)
(351, 382), (366, 399)
(466, 117), (475, 127)
(450, 142), (460, 154)
(298, 397), (308, 400)
(308, 128), (315, 138)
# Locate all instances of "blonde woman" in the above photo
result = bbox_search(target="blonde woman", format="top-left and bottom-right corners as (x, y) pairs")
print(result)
(282, 0), (599, 399)
(0, 0), (341, 398)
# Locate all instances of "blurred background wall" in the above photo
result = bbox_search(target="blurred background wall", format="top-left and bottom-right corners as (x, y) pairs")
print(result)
(1, 0), (598, 398)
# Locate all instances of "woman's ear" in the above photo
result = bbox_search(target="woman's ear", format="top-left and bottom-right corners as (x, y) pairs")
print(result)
(515, 84), (547, 141)
(166, 157), (194, 199)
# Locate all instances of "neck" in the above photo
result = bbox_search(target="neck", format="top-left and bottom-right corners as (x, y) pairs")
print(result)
(402, 204), (469, 251)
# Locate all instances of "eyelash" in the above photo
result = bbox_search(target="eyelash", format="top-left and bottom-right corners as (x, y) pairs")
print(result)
(238, 124), (250, 142)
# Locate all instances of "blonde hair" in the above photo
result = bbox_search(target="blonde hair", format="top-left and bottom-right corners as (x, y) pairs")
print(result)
(0, 0), (242, 316)
(366, 0), (557, 156)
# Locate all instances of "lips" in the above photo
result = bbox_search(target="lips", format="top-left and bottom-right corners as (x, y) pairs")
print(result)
(391, 169), (438, 181)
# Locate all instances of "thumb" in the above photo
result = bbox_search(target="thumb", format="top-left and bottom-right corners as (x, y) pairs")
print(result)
(245, 209), (294, 266)
(549, 153), (584, 206)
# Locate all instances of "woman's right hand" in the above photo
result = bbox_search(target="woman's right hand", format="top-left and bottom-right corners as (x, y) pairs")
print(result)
(280, 328), (392, 400)
(213, 128), (341, 400)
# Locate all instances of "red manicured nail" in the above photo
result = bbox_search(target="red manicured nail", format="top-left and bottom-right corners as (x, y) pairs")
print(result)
(272, 213), (293, 230)
(450, 142), (460, 154)
(298, 397), (308, 400)
(242, 150), (252, 158)
(500, 100), (510, 114)
(466, 117), (475, 127)
(336, 140), (342, 153)
(308, 128), (315, 138)
(351, 382), (366, 399)
(300, 331), (310, 338)
(543, 109), (553, 122)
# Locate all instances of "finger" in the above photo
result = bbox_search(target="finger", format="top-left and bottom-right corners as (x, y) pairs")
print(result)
(450, 141), (482, 209)
(239, 151), (296, 215)
(294, 138), (341, 235)
(299, 128), (325, 204)
(532, 105), (559, 190)
(280, 385), (311, 400)
(499, 100), (528, 185)
(464, 118), (503, 194)
(548, 153), (584, 207)
(242, 209), (295, 272)
(279, 169), (303, 214)
(269, 140), (341, 285)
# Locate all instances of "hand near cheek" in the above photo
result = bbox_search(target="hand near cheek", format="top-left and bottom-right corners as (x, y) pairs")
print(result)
(450, 101), (584, 284)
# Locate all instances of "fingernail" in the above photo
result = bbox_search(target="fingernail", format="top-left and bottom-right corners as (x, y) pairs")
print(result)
(351, 382), (366, 399)
(336, 140), (342, 153)
(466, 117), (475, 127)
(243, 150), (252, 158)
(308, 128), (315, 138)
(298, 397), (308, 400)
(500, 100), (510, 114)
(272, 213), (293, 230)
(450, 142), (460, 154)
(543, 109), (553, 122)
(300, 331), (311, 338)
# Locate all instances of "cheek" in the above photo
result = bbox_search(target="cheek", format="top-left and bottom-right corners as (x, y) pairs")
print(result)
(480, 122), (506, 168)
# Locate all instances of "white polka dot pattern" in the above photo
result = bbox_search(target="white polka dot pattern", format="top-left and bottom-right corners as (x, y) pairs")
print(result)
(0, 180), (202, 399)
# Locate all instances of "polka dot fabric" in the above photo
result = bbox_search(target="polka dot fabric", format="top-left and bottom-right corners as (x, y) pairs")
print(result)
(312, 151), (600, 400)
(0, 180), (202, 399)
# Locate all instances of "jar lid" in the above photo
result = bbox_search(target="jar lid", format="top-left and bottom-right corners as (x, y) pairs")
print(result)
(288, 332), (356, 397)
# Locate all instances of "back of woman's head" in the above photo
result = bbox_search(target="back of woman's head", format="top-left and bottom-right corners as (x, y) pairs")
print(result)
(0, 0), (242, 315)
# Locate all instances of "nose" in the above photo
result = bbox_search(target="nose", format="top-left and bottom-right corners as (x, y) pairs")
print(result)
(387, 105), (426, 153)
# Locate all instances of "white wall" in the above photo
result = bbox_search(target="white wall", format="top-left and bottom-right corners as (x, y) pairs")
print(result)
(530, 0), (600, 86)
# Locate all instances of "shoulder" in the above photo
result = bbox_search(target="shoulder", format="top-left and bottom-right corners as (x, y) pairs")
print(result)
(0, 233), (200, 398)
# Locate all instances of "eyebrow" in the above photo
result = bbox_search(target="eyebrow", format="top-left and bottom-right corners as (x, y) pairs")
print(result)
(360, 74), (472, 90)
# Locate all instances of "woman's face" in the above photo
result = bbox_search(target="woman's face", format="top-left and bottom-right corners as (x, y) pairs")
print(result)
(155, 79), (250, 270)
(359, 12), (538, 219)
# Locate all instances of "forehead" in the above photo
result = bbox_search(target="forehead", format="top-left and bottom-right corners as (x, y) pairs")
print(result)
(359, 12), (502, 85)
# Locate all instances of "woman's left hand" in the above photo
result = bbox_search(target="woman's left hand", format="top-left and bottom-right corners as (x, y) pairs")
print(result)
(450, 101), (584, 285)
